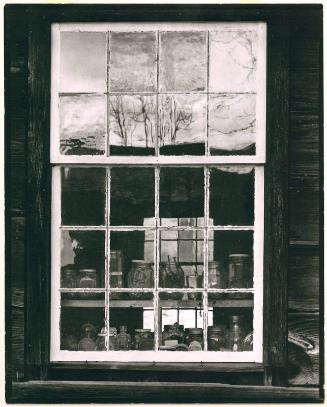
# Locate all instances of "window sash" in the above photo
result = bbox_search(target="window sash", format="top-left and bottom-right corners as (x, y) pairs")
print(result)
(50, 165), (264, 362)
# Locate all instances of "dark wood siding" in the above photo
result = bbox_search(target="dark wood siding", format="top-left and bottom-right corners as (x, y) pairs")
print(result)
(5, 3), (322, 395)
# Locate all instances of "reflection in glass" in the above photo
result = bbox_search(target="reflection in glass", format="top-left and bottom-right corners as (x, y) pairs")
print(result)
(159, 293), (207, 351)
(160, 168), (204, 218)
(109, 293), (154, 350)
(109, 95), (156, 155)
(207, 293), (253, 351)
(110, 167), (155, 225)
(159, 230), (204, 290)
(60, 32), (107, 93)
(159, 94), (206, 155)
(213, 231), (253, 288)
(209, 94), (256, 155)
(159, 31), (207, 92)
(110, 231), (154, 290)
(109, 32), (157, 92)
(61, 231), (105, 288)
(59, 95), (106, 155)
(210, 166), (254, 225)
(210, 29), (258, 92)
(61, 167), (106, 226)
(60, 306), (105, 351)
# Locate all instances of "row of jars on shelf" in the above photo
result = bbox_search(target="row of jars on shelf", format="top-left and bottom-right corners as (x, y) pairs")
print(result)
(62, 316), (252, 352)
(61, 251), (252, 290)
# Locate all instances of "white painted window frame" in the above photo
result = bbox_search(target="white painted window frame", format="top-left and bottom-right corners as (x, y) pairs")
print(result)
(50, 22), (266, 363)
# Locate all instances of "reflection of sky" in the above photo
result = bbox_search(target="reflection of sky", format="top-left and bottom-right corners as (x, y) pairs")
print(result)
(60, 32), (107, 92)
(110, 32), (157, 92)
(209, 94), (256, 151)
(160, 31), (207, 91)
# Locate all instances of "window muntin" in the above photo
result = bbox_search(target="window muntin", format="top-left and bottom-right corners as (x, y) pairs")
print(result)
(51, 22), (266, 363)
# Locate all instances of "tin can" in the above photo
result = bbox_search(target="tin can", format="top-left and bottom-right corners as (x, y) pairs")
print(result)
(228, 254), (251, 288)
(185, 328), (203, 350)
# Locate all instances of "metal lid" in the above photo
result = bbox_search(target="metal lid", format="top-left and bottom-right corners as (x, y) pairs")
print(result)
(229, 254), (250, 258)
(208, 325), (226, 332)
(79, 268), (97, 273)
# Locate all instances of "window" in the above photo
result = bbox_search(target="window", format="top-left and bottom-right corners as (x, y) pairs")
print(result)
(50, 22), (266, 363)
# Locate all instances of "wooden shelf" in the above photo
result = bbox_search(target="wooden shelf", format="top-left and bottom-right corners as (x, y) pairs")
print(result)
(61, 299), (254, 308)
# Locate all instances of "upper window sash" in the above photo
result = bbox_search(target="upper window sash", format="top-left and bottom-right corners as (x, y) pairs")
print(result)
(50, 22), (266, 165)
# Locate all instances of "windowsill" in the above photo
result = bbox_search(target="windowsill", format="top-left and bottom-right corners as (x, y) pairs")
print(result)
(9, 380), (322, 403)
(49, 361), (265, 372)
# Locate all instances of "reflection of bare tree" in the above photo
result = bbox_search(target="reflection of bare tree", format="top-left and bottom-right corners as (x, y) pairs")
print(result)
(159, 96), (193, 145)
(109, 96), (154, 147)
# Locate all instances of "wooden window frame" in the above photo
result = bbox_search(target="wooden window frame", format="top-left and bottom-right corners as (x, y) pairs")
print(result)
(10, 3), (317, 403)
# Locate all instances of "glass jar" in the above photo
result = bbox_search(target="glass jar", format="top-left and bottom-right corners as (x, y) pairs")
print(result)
(61, 266), (77, 288)
(208, 261), (224, 288)
(229, 315), (243, 351)
(159, 256), (185, 300)
(95, 327), (107, 351)
(78, 323), (97, 351)
(127, 261), (154, 298)
(116, 325), (131, 350)
(228, 254), (251, 288)
(185, 328), (203, 350)
(134, 329), (154, 350)
(208, 325), (226, 351)
(78, 269), (98, 288)
(108, 327), (118, 350)
(162, 323), (184, 346)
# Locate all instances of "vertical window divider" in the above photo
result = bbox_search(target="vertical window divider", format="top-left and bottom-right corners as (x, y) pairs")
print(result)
(105, 167), (111, 351)
(154, 166), (160, 351)
(203, 166), (210, 351)
(106, 30), (111, 157)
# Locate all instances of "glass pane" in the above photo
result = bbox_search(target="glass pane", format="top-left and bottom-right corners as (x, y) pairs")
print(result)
(209, 29), (257, 92)
(61, 231), (105, 288)
(60, 32), (107, 93)
(208, 293), (253, 352)
(213, 231), (253, 289)
(209, 94), (256, 155)
(160, 168), (204, 218)
(110, 231), (154, 289)
(159, 229), (204, 289)
(108, 95), (156, 155)
(59, 95), (106, 155)
(159, 293), (204, 351)
(60, 304), (105, 351)
(109, 32), (157, 92)
(159, 95), (206, 155)
(209, 166), (254, 225)
(159, 31), (207, 92)
(110, 168), (155, 226)
(61, 167), (106, 226)
(109, 292), (154, 350)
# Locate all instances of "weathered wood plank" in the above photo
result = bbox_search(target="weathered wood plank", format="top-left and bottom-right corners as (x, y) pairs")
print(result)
(10, 217), (25, 288)
(263, 21), (289, 384)
(25, 13), (51, 379)
(12, 288), (25, 381)
(288, 313), (320, 386)
(289, 188), (319, 245)
(10, 380), (321, 403)
(288, 253), (319, 312)
(290, 70), (320, 113)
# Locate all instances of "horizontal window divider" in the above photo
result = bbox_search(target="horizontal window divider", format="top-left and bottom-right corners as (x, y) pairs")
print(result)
(208, 226), (254, 230)
(51, 156), (266, 166)
(207, 288), (254, 293)
(58, 91), (258, 96)
(60, 225), (107, 230)
(108, 288), (154, 292)
(60, 288), (106, 292)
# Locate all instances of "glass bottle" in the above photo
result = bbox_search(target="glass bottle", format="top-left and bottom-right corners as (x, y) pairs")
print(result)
(229, 315), (243, 351)
(116, 325), (131, 350)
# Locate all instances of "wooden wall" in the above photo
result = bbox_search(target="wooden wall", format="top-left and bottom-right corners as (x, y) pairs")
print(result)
(5, 6), (322, 388)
